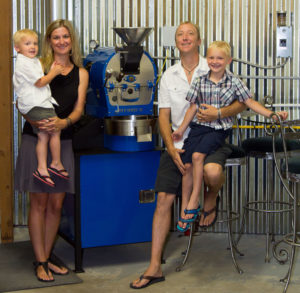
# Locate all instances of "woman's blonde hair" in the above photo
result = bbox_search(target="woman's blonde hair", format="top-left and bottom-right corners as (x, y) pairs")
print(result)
(207, 41), (232, 58)
(41, 19), (82, 72)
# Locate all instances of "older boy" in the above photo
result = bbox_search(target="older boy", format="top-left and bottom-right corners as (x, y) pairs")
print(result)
(173, 41), (288, 231)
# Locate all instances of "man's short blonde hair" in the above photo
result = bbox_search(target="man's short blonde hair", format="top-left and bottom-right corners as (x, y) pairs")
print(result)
(208, 41), (231, 58)
(175, 21), (201, 41)
(13, 29), (38, 46)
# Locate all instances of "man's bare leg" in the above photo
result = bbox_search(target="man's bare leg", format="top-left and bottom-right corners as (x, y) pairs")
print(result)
(199, 163), (224, 227)
(130, 192), (175, 288)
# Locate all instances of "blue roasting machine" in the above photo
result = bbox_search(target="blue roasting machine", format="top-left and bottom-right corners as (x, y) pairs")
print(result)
(84, 27), (158, 151)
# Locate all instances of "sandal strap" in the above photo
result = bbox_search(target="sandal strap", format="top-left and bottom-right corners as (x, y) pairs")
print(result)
(202, 196), (220, 217)
(34, 170), (53, 182)
(48, 256), (69, 274)
(33, 261), (50, 275)
(179, 216), (191, 223)
(35, 170), (51, 179)
(184, 205), (201, 215)
(48, 257), (62, 269)
(202, 206), (216, 217)
(140, 275), (163, 281)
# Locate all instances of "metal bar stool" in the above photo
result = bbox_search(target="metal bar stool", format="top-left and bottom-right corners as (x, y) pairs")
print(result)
(237, 134), (297, 262)
(176, 142), (245, 274)
(237, 97), (300, 262)
(266, 117), (300, 293)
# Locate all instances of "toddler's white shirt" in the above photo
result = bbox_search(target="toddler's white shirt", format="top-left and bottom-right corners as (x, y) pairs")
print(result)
(13, 53), (58, 115)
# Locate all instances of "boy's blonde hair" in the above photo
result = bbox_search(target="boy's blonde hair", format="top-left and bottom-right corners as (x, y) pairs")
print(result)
(41, 19), (82, 73)
(208, 41), (231, 58)
(13, 29), (38, 46)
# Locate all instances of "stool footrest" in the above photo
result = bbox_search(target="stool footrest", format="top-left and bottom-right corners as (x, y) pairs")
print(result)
(244, 201), (293, 213)
(217, 210), (240, 223)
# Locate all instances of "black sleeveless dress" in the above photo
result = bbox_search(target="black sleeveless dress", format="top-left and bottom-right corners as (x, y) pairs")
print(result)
(14, 65), (80, 193)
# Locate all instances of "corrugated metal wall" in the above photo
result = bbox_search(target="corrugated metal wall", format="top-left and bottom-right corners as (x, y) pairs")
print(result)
(13, 0), (300, 235)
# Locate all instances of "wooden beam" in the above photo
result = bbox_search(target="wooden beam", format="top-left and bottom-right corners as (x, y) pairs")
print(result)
(0, 0), (13, 243)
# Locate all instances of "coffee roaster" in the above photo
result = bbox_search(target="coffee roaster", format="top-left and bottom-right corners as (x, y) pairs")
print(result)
(84, 27), (157, 151)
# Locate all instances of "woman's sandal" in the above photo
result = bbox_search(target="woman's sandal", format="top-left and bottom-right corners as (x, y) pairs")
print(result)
(48, 257), (69, 275)
(33, 261), (54, 282)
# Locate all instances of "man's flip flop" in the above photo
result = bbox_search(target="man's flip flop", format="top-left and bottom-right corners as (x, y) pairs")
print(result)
(199, 196), (220, 228)
(33, 170), (55, 187)
(130, 274), (165, 289)
(48, 167), (69, 180)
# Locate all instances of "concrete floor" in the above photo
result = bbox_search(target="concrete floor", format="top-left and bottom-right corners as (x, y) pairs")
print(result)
(9, 227), (300, 293)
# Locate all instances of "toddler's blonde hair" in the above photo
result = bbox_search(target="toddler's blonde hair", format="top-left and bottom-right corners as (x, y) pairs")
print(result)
(13, 29), (38, 46)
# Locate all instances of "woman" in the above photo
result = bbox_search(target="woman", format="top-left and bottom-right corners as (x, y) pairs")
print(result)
(15, 19), (89, 282)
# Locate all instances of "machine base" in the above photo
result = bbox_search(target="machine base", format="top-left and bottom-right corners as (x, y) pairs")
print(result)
(59, 149), (161, 271)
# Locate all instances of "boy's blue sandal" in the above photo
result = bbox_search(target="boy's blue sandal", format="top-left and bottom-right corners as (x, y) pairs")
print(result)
(199, 196), (220, 228)
(183, 205), (201, 222)
(177, 205), (201, 232)
(177, 217), (191, 232)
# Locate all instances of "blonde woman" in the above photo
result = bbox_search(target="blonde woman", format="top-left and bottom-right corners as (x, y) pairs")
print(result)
(15, 19), (89, 282)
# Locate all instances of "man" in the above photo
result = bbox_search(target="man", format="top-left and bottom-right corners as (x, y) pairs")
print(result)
(130, 21), (246, 289)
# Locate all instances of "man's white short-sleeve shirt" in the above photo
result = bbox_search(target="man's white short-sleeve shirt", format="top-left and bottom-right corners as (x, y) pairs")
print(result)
(158, 55), (209, 149)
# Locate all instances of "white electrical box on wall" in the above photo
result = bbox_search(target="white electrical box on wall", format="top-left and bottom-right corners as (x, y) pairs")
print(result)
(276, 26), (293, 58)
(161, 26), (177, 47)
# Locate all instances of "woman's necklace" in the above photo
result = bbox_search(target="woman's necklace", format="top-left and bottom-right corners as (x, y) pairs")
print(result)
(181, 62), (199, 75)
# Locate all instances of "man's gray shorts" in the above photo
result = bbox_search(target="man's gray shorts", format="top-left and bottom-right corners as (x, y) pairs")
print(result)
(154, 144), (233, 196)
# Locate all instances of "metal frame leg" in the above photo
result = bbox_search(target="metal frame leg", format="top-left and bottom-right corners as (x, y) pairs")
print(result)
(265, 159), (272, 262)
(264, 158), (276, 262)
(176, 223), (195, 272)
(226, 166), (244, 274)
(236, 156), (250, 245)
(280, 183), (298, 293)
